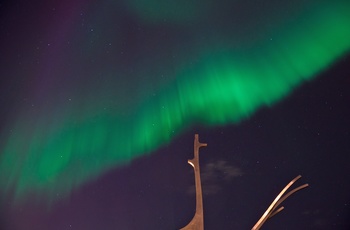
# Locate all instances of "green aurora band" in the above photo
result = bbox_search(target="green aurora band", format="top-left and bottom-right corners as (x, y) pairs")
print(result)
(1, 1), (350, 203)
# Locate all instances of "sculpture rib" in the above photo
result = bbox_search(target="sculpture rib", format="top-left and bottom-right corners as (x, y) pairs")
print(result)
(252, 175), (308, 230)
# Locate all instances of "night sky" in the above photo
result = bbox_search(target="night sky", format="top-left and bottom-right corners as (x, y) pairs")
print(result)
(0, 0), (350, 229)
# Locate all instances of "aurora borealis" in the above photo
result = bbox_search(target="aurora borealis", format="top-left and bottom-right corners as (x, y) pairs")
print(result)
(1, 1), (350, 229)
(1, 0), (350, 205)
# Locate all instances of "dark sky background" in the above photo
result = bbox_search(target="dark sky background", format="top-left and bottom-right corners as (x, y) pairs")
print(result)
(0, 1), (350, 230)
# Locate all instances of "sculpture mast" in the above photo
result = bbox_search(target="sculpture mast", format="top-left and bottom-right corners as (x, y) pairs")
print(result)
(180, 134), (207, 230)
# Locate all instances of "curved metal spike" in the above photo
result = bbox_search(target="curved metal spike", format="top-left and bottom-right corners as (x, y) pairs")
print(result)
(252, 175), (308, 230)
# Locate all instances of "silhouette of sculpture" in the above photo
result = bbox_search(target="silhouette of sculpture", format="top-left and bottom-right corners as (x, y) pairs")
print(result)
(252, 175), (308, 230)
(179, 134), (308, 230)
(180, 134), (207, 230)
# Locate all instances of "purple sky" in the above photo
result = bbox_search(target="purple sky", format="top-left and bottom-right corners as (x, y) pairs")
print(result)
(1, 1), (350, 229)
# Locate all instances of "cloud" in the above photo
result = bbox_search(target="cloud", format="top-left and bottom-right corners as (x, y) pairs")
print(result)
(187, 160), (243, 195)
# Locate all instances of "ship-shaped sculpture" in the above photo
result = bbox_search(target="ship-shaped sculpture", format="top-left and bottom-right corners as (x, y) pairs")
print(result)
(179, 134), (308, 230)
(180, 134), (206, 230)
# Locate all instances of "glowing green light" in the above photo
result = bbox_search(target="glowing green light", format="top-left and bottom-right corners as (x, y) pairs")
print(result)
(1, 1), (350, 203)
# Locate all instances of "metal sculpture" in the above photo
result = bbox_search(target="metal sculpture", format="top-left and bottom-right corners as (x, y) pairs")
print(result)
(180, 134), (207, 230)
(252, 175), (309, 230)
(180, 134), (308, 230)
